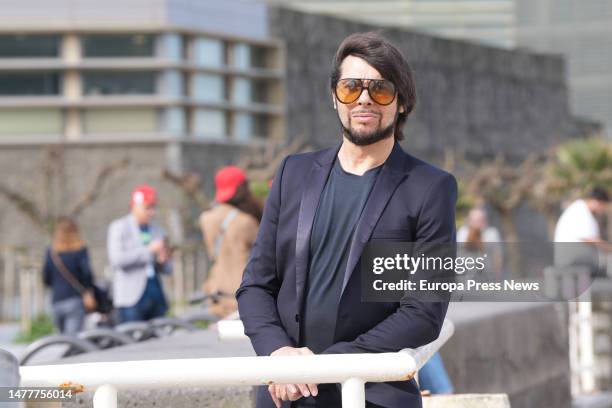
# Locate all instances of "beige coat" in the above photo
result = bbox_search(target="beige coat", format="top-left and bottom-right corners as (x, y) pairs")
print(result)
(200, 204), (259, 318)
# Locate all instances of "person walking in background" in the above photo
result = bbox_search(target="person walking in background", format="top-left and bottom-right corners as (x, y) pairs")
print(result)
(43, 217), (96, 336)
(199, 166), (261, 318)
(107, 185), (172, 323)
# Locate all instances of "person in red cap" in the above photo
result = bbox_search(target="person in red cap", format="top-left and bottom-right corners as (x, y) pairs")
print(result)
(198, 166), (262, 318)
(107, 184), (172, 323)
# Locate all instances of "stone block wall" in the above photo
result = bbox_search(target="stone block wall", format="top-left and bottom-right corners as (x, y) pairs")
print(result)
(268, 7), (596, 163)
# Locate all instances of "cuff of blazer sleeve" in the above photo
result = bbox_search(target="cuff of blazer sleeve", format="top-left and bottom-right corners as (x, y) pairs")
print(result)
(254, 337), (295, 357)
(321, 341), (366, 355)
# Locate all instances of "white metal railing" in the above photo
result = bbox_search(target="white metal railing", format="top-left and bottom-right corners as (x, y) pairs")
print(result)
(19, 319), (454, 408)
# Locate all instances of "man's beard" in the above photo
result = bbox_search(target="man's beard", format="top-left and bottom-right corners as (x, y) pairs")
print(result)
(340, 115), (396, 146)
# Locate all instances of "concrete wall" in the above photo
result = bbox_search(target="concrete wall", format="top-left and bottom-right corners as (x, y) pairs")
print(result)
(443, 302), (571, 408)
(268, 7), (596, 163)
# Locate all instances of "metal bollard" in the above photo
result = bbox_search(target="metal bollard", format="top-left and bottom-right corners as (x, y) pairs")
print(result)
(0, 348), (20, 408)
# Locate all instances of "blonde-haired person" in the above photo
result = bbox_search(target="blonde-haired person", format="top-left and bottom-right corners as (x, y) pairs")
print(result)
(43, 217), (96, 335)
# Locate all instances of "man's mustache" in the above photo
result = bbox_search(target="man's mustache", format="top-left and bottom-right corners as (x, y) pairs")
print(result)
(351, 109), (380, 116)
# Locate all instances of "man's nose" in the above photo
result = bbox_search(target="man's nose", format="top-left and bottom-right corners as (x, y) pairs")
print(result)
(357, 84), (373, 105)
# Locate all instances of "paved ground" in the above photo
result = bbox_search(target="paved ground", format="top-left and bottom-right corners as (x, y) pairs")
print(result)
(0, 322), (27, 360)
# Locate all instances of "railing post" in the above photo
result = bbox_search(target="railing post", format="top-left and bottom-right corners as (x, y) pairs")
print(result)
(0, 349), (19, 386)
(341, 377), (365, 408)
(1, 349), (19, 408)
(93, 384), (117, 408)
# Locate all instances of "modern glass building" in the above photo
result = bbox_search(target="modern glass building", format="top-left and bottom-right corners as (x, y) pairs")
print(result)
(0, 1), (285, 143)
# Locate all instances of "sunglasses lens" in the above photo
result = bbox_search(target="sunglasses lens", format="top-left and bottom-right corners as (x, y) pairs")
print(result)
(369, 80), (396, 105)
(336, 79), (362, 104)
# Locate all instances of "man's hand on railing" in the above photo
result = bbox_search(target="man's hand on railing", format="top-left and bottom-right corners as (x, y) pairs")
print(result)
(268, 346), (319, 407)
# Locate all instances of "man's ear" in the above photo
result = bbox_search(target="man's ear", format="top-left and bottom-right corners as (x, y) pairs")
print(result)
(331, 92), (337, 110)
(399, 105), (405, 113)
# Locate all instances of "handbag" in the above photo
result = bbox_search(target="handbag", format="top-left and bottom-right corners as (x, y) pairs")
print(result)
(50, 250), (103, 313)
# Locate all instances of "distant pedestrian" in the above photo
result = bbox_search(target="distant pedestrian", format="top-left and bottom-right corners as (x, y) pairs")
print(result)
(554, 186), (611, 276)
(108, 185), (172, 323)
(199, 166), (261, 318)
(43, 217), (96, 336)
(457, 206), (503, 276)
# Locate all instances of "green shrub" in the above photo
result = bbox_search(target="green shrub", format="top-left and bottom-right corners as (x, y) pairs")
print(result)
(14, 314), (55, 344)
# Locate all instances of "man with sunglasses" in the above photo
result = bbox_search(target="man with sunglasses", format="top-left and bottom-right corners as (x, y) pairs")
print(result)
(237, 32), (457, 408)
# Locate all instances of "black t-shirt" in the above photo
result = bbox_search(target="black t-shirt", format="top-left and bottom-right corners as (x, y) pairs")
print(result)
(301, 158), (381, 354)
(297, 158), (381, 407)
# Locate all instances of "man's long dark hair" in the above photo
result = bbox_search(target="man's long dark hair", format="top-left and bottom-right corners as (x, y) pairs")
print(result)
(226, 183), (263, 223)
(330, 32), (417, 142)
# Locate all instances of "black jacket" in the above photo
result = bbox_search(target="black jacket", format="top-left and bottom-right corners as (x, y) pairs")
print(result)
(237, 142), (457, 408)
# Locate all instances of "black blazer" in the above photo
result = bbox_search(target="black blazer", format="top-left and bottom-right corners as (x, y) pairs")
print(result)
(237, 142), (457, 408)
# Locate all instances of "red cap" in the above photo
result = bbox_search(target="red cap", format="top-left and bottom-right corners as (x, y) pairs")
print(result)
(131, 185), (157, 207)
(215, 166), (246, 203)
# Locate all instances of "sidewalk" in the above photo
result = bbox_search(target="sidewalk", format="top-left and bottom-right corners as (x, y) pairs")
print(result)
(0, 322), (28, 361)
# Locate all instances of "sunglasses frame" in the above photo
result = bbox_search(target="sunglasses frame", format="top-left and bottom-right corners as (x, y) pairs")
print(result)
(334, 78), (397, 106)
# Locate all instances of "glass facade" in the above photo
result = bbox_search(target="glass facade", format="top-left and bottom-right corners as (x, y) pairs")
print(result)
(160, 70), (184, 98)
(234, 113), (267, 140)
(0, 35), (61, 57)
(193, 109), (226, 139)
(192, 74), (225, 102)
(233, 43), (271, 69)
(0, 35), (61, 58)
(158, 33), (183, 61)
(83, 71), (156, 95)
(162, 107), (186, 135)
(0, 31), (282, 140)
(193, 38), (225, 67)
(83, 108), (157, 133)
(0, 108), (62, 134)
(82, 34), (155, 57)
(232, 78), (269, 104)
(0, 72), (60, 95)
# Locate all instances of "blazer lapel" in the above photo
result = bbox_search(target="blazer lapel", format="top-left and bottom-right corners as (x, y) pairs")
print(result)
(295, 145), (339, 311)
(340, 143), (409, 296)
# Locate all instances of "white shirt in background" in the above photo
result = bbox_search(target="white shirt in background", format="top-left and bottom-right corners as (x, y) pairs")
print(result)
(554, 199), (600, 242)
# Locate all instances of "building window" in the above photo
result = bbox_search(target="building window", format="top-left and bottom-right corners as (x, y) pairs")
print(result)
(233, 44), (251, 70)
(159, 70), (183, 98)
(0, 108), (62, 134)
(232, 78), (270, 105)
(83, 71), (156, 95)
(193, 109), (226, 139)
(250, 45), (270, 69)
(83, 108), (157, 134)
(0, 35), (60, 58)
(233, 43), (271, 69)
(158, 33), (183, 61)
(234, 113), (267, 140)
(192, 38), (225, 67)
(161, 107), (186, 135)
(0, 72), (60, 95)
(232, 78), (251, 105)
(82, 34), (155, 57)
(192, 74), (225, 103)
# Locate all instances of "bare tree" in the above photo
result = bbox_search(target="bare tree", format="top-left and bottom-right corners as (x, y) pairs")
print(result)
(0, 145), (130, 235)
(466, 154), (541, 274)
